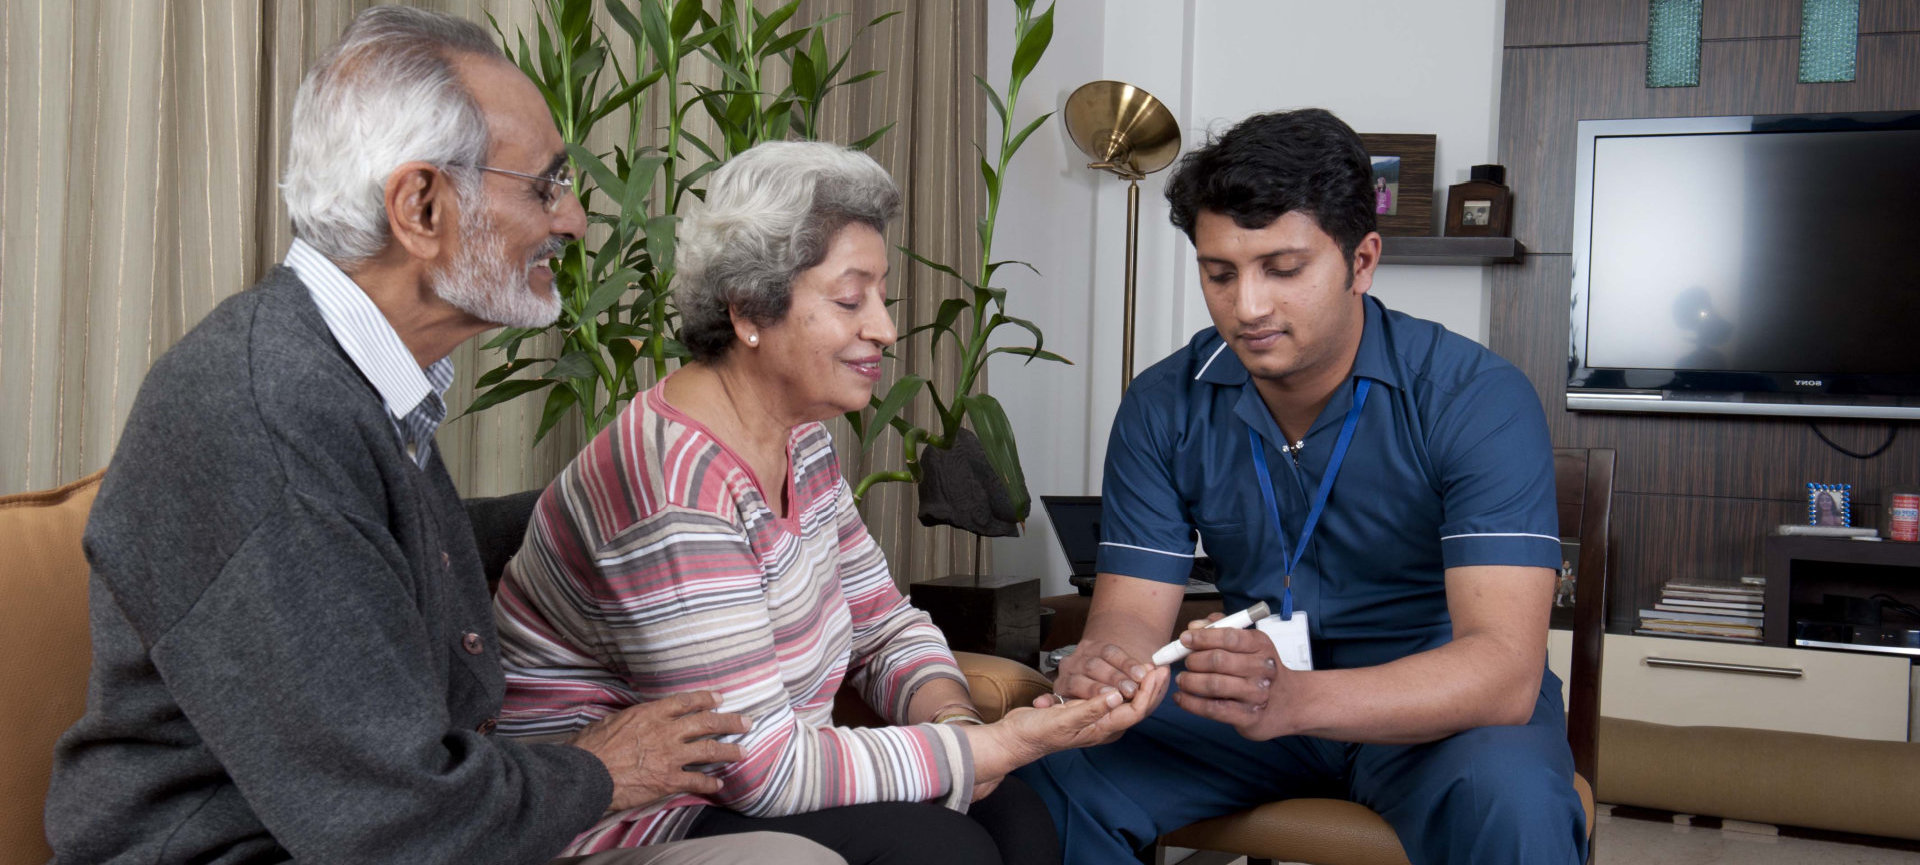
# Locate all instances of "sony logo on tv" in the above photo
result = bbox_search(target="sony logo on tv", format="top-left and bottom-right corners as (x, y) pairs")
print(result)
(1792, 379), (1825, 388)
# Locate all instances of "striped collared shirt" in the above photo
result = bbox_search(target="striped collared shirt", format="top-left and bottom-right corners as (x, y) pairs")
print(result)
(285, 238), (454, 469)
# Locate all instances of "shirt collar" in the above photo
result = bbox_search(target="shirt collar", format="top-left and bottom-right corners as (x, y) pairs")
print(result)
(285, 238), (453, 421)
(1194, 295), (1403, 392)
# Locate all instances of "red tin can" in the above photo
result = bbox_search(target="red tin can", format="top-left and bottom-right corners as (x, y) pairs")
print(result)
(1890, 492), (1920, 542)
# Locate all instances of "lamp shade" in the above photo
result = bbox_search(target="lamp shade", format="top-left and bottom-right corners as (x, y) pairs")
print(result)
(1062, 80), (1181, 179)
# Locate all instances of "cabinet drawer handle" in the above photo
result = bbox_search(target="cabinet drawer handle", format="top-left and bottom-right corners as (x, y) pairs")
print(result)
(1644, 657), (1804, 679)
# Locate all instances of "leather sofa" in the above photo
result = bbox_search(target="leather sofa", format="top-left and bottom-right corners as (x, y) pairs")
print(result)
(0, 472), (1051, 864)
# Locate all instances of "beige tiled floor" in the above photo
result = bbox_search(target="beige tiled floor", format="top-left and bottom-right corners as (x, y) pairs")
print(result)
(1591, 806), (1920, 865)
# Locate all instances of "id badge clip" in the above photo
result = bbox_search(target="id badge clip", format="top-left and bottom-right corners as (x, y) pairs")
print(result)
(1256, 611), (1313, 671)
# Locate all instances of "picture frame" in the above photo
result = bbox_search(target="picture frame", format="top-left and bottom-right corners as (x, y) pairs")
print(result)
(1358, 133), (1436, 236)
(1444, 185), (1511, 237)
(1807, 482), (1852, 527)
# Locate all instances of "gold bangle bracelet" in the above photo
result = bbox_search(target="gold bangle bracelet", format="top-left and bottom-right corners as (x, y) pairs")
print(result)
(933, 711), (984, 726)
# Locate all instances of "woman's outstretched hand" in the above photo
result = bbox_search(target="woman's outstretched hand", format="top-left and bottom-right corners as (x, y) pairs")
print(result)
(962, 665), (1170, 799)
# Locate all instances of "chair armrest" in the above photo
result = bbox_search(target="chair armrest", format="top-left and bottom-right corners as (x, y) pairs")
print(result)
(955, 651), (1052, 722)
(831, 652), (1052, 727)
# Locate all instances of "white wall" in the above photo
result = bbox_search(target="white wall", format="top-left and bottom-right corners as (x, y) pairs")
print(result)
(984, 0), (1507, 595)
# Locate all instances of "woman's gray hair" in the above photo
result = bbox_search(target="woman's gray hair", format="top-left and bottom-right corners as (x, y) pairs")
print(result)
(676, 141), (902, 362)
(281, 6), (504, 265)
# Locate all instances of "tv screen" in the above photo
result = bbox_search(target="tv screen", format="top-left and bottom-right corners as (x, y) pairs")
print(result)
(1567, 112), (1920, 420)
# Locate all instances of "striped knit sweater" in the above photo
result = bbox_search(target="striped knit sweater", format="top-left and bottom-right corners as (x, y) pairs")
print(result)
(494, 380), (974, 854)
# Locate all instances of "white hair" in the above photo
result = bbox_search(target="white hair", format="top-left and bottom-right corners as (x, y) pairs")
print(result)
(281, 6), (503, 265)
(676, 141), (901, 361)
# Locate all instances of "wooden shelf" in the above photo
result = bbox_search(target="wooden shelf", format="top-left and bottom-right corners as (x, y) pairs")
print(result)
(1379, 236), (1525, 266)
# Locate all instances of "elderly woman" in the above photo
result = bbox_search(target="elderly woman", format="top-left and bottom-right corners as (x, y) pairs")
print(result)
(494, 141), (1165, 865)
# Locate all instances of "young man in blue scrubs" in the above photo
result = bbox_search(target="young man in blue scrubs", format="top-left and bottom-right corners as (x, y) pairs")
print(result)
(1013, 109), (1587, 864)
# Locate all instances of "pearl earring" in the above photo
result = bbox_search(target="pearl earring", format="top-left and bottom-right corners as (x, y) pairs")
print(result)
(747, 333), (759, 346)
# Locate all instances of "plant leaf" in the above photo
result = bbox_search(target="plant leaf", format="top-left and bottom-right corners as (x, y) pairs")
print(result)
(579, 267), (640, 322)
(548, 350), (599, 382)
(604, 0), (645, 46)
(1005, 110), (1053, 158)
(567, 143), (625, 203)
(973, 74), (1008, 126)
(534, 384), (579, 444)
(463, 378), (553, 416)
(982, 258), (1041, 285)
(847, 122), (894, 152)
(863, 374), (927, 449)
(474, 357), (539, 390)
(986, 345), (1071, 366)
(481, 326), (538, 352)
(645, 214), (678, 275)
(898, 246), (969, 286)
(670, 0), (702, 41)
(959, 393), (1030, 521)
(752, 0), (802, 48)
(989, 312), (1046, 355)
(762, 27), (809, 57)
(1010, 3), (1054, 86)
(790, 50), (818, 101)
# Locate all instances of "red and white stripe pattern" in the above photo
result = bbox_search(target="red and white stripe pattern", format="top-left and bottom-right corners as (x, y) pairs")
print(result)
(495, 382), (973, 854)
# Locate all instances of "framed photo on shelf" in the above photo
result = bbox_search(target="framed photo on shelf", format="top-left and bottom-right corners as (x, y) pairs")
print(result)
(1807, 482), (1852, 527)
(1359, 133), (1436, 236)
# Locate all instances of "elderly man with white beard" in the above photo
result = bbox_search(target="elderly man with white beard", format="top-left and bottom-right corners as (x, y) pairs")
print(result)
(42, 7), (842, 865)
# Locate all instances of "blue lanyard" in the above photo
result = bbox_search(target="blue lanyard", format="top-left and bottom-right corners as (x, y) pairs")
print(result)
(1247, 379), (1371, 620)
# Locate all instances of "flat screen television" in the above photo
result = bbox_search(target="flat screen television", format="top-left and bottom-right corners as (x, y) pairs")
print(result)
(1567, 111), (1920, 420)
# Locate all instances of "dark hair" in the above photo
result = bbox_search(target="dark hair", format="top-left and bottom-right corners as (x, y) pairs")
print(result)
(1163, 108), (1377, 260)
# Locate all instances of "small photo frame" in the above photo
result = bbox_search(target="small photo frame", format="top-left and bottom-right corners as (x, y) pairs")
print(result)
(1807, 483), (1852, 527)
(1370, 156), (1402, 216)
(1359, 133), (1436, 236)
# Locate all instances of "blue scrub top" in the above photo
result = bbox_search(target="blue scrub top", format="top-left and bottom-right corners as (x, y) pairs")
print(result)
(1096, 297), (1561, 670)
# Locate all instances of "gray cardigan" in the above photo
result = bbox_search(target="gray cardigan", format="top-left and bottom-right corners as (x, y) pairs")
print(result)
(45, 267), (611, 864)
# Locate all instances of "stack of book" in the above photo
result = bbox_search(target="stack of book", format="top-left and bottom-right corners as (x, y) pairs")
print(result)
(1636, 580), (1765, 643)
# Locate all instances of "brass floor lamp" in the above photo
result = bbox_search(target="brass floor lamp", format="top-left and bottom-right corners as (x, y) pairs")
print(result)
(1062, 81), (1181, 393)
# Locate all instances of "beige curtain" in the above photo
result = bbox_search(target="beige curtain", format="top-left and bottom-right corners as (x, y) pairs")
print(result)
(0, 0), (985, 584)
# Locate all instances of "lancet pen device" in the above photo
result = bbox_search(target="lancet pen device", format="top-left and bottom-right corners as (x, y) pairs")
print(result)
(1150, 601), (1271, 666)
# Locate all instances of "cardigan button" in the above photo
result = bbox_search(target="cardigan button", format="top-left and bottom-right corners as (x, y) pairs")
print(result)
(462, 632), (484, 655)
(441, 551), (451, 570)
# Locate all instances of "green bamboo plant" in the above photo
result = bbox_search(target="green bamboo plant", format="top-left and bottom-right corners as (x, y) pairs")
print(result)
(846, 0), (1064, 526)
(466, 0), (895, 442)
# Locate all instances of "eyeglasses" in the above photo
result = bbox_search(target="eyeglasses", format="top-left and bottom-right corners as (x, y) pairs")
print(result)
(456, 163), (575, 213)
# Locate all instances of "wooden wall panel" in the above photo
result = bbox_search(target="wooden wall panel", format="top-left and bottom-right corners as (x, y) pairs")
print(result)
(1861, 0), (1920, 32)
(1492, 8), (1920, 631)
(1507, 0), (1920, 48)
(1505, 0), (1643, 47)
(1608, 493), (1810, 633)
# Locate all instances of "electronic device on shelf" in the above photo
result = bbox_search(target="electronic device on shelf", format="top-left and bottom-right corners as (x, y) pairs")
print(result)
(1793, 620), (1920, 657)
(1041, 495), (1218, 598)
(1566, 111), (1920, 421)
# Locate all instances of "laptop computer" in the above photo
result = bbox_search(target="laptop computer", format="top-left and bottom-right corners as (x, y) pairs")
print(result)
(1041, 495), (1218, 597)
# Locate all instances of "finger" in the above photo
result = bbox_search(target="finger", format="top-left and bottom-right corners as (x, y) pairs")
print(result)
(1183, 645), (1278, 679)
(1058, 661), (1127, 698)
(1175, 669), (1271, 704)
(1098, 644), (1151, 682)
(647, 690), (723, 717)
(1187, 612), (1228, 630)
(1031, 693), (1060, 709)
(666, 769), (725, 795)
(681, 710), (752, 739)
(1170, 690), (1263, 726)
(1182, 626), (1272, 655)
(680, 739), (745, 765)
(1133, 665), (1172, 710)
